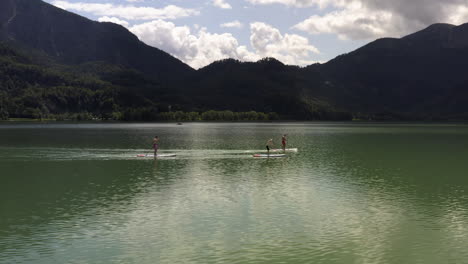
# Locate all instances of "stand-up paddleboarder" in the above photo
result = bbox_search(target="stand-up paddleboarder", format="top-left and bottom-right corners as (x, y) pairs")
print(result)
(266, 139), (274, 156)
(281, 134), (287, 152)
(153, 136), (159, 157)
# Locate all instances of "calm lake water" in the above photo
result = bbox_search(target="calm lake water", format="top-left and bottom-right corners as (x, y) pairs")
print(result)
(1, 122), (468, 264)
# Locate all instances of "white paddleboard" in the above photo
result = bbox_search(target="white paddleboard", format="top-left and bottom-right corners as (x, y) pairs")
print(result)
(253, 154), (286, 158)
(270, 148), (298, 153)
(137, 154), (176, 158)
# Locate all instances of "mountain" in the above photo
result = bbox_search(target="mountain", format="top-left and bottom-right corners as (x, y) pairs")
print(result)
(0, 0), (341, 120)
(186, 58), (329, 116)
(317, 23), (468, 119)
(0, 0), (199, 120)
(2, 0), (468, 121)
(184, 22), (468, 120)
(0, 0), (193, 79)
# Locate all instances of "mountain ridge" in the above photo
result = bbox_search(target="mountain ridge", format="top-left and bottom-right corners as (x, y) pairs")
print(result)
(0, 0), (194, 78)
(2, 0), (468, 120)
(318, 22), (468, 116)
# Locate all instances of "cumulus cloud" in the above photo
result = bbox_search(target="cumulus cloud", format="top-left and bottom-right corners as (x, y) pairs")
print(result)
(129, 20), (318, 68)
(130, 20), (258, 69)
(98, 16), (129, 27)
(250, 22), (319, 65)
(220, 20), (243, 28)
(358, 0), (468, 33)
(249, 0), (468, 40)
(52, 1), (199, 20)
(213, 0), (232, 9)
(246, 0), (337, 8)
(449, 5), (468, 25)
(293, 2), (401, 40)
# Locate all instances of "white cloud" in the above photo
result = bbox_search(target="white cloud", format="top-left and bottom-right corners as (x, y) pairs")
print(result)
(249, 0), (468, 40)
(220, 20), (243, 28)
(130, 20), (258, 69)
(97, 16), (129, 27)
(129, 20), (318, 68)
(293, 2), (399, 40)
(445, 5), (468, 25)
(357, 0), (468, 32)
(246, 0), (338, 8)
(52, 1), (199, 20)
(213, 0), (232, 9)
(250, 22), (319, 65)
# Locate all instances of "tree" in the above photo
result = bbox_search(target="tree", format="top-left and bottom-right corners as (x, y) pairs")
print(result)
(0, 108), (8, 120)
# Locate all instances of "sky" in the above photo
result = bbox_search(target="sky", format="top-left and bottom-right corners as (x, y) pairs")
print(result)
(45, 0), (468, 69)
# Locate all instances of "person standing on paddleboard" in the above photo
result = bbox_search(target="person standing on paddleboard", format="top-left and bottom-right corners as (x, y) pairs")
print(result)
(153, 136), (159, 157)
(281, 134), (287, 152)
(266, 139), (274, 156)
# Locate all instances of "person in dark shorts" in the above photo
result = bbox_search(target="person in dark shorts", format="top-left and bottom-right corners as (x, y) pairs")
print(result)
(153, 136), (159, 157)
(266, 138), (274, 155)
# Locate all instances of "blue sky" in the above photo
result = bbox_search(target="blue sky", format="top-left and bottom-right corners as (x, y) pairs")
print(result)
(45, 0), (468, 69)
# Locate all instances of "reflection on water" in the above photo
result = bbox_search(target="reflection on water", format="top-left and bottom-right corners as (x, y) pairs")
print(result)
(1, 123), (468, 263)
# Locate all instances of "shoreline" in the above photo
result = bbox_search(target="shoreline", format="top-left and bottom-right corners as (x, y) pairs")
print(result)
(2, 118), (468, 124)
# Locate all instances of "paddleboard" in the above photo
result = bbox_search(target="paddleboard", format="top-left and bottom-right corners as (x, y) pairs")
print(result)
(253, 154), (286, 158)
(137, 154), (176, 157)
(270, 148), (298, 153)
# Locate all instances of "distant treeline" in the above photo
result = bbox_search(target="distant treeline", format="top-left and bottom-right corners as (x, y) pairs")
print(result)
(119, 109), (281, 121)
(24, 110), (279, 122)
(353, 112), (468, 122)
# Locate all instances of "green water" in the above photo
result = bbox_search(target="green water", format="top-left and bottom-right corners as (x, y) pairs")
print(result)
(1, 122), (468, 264)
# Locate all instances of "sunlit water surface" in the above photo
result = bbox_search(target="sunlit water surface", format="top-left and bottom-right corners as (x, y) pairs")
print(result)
(1, 122), (468, 264)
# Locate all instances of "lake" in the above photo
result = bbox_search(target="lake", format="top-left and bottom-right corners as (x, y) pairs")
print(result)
(1, 122), (468, 263)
